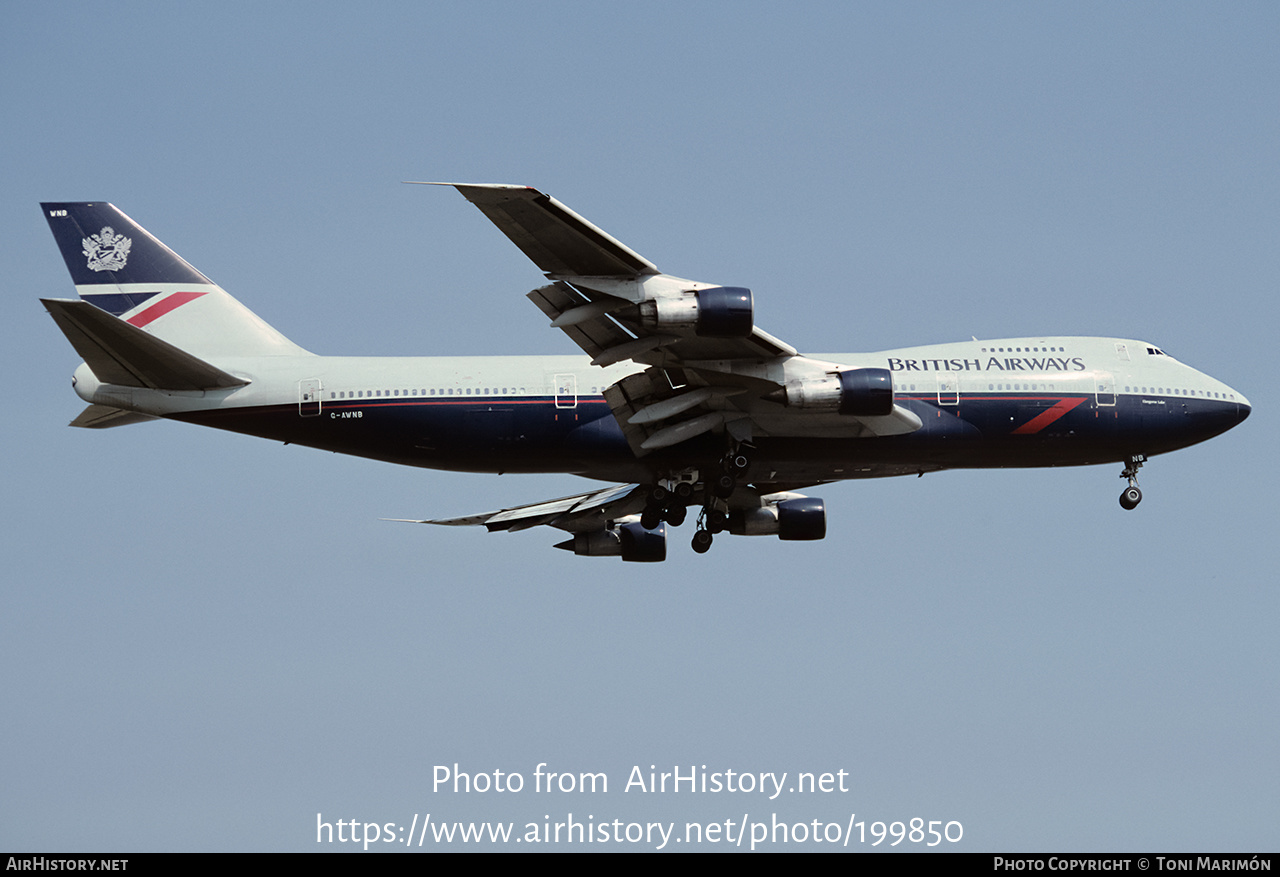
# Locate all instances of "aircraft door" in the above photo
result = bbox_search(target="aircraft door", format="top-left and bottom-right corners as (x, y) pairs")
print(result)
(937, 373), (959, 406)
(554, 373), (577, 409)
(1094, 373), (1116, 407)
(299, 379), (322, 416)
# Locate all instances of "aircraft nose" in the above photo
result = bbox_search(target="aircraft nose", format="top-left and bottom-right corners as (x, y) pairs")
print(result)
(1214, 385), (1250, 431)
(1180, 382), (1251, 445)
(1235, 392), (1251, 425)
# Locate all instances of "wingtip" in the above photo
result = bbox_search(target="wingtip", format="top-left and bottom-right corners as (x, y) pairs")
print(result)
(403, 181), (535, 191)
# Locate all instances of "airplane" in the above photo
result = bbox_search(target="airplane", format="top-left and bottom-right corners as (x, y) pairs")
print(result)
(40, 185), (1251, 561)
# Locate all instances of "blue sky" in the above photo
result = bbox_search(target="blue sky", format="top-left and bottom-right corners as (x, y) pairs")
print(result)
(3, 2), (1276, 852)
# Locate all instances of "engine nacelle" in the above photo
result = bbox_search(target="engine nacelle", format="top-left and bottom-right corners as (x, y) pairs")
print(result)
(777, 497), (827, 540)
(633, 287), (754, 338)
(775, 367), (894, 417)
(728, 497), (827, 541)
(562, 522), (667, 562)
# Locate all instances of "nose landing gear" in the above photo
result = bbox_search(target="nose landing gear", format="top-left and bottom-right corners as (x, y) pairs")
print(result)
(1119, 455), (1145, 510)
(1120, 485), (1143, 510)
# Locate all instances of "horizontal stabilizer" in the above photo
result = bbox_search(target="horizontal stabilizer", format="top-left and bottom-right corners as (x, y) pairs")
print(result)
(69, 404), (159, 429)
(42, 298), (247, 391)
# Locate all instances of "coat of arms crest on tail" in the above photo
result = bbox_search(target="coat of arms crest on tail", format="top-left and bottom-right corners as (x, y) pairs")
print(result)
(82, 226), (131, 272)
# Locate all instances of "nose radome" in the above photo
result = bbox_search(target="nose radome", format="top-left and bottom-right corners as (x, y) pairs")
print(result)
(1217, 384), (1250, 426)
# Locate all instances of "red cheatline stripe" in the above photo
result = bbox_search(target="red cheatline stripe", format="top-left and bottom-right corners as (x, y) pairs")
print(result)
(1012, 397), (1087, 434)
(126, 291), (207, 327)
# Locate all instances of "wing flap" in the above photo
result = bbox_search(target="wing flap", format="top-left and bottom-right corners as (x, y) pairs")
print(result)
(526, 282), (635, 363)
(604, 366), (779, 456)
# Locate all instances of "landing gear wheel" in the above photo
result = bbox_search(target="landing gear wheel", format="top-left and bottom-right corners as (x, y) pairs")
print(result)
(641, 507), (662, 530)
(648, 485), (670, 505)
(719, 447), (751, 474)
(1118, 455), (1146, 511)
(691, 529), (713, 554)
(713, 473), (736, 498)
(663, 504), (688, 527)
(705, 509), (728, 534)
(674, 482), (694, 501)
(1119, 486), (1143, 511)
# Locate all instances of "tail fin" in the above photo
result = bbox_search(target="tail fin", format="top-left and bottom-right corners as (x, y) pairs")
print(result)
(41, 202), (308, 358)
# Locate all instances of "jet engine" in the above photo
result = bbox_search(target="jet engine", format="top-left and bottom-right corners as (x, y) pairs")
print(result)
(769, 367), (894, 417)
(555, 521), (667, 562)
(728, 497), (827, 541)
(630, 287), (754, 338)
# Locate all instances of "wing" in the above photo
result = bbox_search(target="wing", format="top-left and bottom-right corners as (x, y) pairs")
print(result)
(408, 182), (796, 359)
(385, 483), (669, 562)
(386, 482), (844, 562)
(415, 182), (922, 456)
(387, 481), (850, 563)
(407, 183), (659, 277)
(386, 483), (646, 533)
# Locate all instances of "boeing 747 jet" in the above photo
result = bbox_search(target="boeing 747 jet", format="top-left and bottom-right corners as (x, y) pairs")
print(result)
(41, 185), (1250, 560)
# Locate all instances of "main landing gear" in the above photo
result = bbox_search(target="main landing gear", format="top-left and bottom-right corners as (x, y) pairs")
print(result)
(1119, 455), (1145, 511)
(690, 445), (750, 552)
(641, 446), (750, 554)
(693, 449), (744, 553)
(690, 504), (729, 554)
(712, 445), (751, 498)
(640, 482), (692, 530)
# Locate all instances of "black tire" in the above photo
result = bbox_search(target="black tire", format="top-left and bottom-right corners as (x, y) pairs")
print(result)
(1119, 486), (1143, 510)
(691, 529), (713, 554)
(664, 504), (687, 527)
(641, 507), (662, 530)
